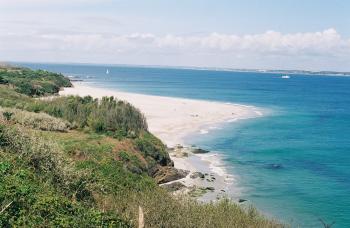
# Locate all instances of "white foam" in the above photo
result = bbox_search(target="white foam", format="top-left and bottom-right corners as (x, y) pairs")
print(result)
(208, 126), (221, 130)
(227, 118), (238, 122)
(198, 153), (226, 176)
(255, 110), (263, 116)
(199, 129), (209, 134)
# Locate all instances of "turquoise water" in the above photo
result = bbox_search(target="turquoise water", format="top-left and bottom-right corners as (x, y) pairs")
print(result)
(21, 63), (350, 227)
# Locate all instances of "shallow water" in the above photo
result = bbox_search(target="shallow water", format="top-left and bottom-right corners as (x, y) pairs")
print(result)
(21, 63), (350, 227)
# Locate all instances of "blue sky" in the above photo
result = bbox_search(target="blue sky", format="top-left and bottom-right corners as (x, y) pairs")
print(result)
(1, 0), (350, 71)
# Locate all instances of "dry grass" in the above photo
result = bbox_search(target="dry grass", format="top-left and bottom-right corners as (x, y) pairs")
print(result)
(0, 107), (71, 132)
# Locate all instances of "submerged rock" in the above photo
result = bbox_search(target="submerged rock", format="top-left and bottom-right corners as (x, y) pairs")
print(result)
(266, 164), (283, 169)
(191, 148), (210, 154)
(238, 199), (247, 203)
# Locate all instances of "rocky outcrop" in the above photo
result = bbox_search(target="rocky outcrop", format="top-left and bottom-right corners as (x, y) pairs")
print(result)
(153, 166), (189, 184)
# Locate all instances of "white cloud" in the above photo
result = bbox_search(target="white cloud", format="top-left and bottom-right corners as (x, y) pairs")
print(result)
(0, 28), (350, 70)
(151, 28), (349, 56)
(2, 28), (347, 55)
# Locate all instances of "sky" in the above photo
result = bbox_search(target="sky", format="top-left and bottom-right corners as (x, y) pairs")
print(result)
(1, 0), (350, 71)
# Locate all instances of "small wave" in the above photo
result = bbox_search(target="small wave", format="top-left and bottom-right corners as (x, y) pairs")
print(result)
(199, 129), (209, 134)
(198, 153), (226, 176)
(208, 126), (221, 130)
(255, 110), (263, 116)
(224, 174), (236, 184)
(227, 118), (238, 123)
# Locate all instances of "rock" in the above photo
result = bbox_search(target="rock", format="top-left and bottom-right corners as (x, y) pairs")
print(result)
(175, 144), (183, 149)
(153, 166), (189, 184)
(162, 182), (186, 192)
(182, 152), (189, 157)
(205, 186), (215, 191)
(190, 172), (205, 179)
(191, 148), (210, 154)
(266, 164), (283, 169)
(238, 199), (247, 203)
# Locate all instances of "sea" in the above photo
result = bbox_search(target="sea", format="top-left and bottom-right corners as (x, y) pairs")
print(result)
(20, 63), (350, 227)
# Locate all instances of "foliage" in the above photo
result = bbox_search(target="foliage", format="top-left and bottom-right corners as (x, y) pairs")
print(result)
(135, 131), (172, 167)
(2, 111), (13, 121)
(0, 85), (147, 137)
(0, 67), (71, 96)
(43, 95), (147, 136)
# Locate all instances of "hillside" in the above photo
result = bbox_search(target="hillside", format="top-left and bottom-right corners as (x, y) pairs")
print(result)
(0, 66), (283, 227)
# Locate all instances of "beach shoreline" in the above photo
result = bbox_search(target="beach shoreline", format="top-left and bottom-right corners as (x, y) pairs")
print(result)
(59, 82), (263, 201)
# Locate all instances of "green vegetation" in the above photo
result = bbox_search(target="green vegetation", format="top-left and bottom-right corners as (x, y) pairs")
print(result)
(43, 95), (147, 136)
(0, 65), (71, 96)
(0, 124), (130, 227)
(0, 66), (283, 227)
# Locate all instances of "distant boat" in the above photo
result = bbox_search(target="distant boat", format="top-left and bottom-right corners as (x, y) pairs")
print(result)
(106, 69), (109, 74)
(281, 75), (290, 79)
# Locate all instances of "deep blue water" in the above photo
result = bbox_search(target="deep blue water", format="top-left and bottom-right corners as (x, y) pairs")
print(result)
(21, 63), (350, 227)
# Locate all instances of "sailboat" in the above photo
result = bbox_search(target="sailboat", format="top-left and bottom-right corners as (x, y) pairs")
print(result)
(106, 69), (109, 75)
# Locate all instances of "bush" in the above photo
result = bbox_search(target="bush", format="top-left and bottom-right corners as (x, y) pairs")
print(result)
(44, 96), (148, 136)
(0, 75), (8, 84)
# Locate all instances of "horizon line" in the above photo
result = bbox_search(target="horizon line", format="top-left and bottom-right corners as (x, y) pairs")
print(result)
(4, 60), (350, 77)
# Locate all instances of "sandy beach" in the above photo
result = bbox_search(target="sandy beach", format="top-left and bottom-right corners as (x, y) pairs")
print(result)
(60, 83), (261, 147)
(60, 82), (262, 200)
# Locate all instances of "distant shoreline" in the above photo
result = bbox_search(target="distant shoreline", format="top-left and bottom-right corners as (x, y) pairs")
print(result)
(11, 61), (350, 77)
(59, 82), (263, 200)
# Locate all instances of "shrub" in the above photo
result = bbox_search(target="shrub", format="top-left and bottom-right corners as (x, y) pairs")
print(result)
(0, 75), (8, 84)
(2, 111), (13, 121)
(44, 96), (148, 136)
